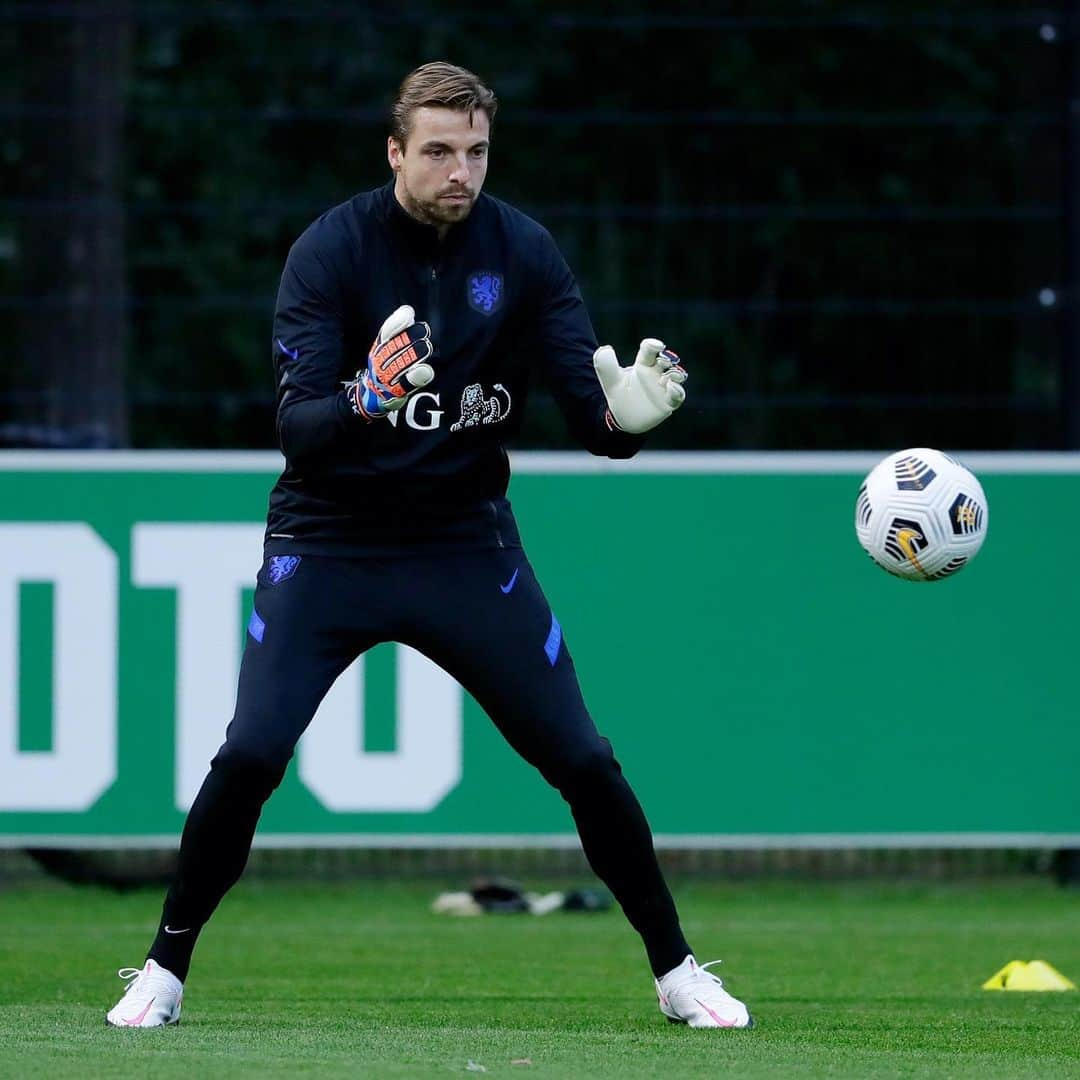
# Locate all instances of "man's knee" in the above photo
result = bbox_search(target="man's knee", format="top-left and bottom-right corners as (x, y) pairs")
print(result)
(548, 737), (623, 798)
(209, 741), (290, 800)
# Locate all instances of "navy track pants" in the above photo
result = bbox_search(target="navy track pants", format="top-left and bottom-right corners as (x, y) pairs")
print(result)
(149, 548), (689, 979)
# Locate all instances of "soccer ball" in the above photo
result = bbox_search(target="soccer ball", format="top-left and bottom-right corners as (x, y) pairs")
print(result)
(855, 448), (988, 581)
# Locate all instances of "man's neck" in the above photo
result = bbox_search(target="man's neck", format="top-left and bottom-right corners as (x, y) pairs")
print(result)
(393, 181), (451, 241)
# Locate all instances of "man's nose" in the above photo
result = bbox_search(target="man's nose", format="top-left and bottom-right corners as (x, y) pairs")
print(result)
(448, 154), (470, 182)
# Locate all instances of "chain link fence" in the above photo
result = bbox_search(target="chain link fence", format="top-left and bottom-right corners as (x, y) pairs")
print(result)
(2, 2), (1075, 450)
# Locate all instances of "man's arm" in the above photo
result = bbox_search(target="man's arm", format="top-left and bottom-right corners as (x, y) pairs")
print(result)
(271, 230), (360, 462)
(532, 230), (647, 459)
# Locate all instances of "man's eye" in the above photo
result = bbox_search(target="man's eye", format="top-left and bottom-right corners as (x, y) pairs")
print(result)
(428, 149), (445, 159)
(470, 147), (487, 158)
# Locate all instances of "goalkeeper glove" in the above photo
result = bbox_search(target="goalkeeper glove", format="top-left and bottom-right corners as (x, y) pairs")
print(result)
(593, 338), (687, 434)
(347, 305), (435, 420)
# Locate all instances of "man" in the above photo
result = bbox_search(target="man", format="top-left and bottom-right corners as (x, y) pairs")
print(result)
(107, 62), (751, 1031)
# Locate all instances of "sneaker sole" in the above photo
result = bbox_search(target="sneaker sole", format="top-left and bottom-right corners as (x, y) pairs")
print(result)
(105, 1016), (181, 1028)
(664, 1012), (755, 1029)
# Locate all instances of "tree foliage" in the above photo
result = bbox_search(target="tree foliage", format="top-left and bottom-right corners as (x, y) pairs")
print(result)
(4, 2), (1068, 449)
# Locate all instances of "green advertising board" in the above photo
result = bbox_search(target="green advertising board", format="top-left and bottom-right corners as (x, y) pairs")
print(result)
(0, 451), (1077, 848)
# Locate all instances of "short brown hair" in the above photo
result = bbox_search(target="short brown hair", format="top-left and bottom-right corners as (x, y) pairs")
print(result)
(390, 62), (497, 147)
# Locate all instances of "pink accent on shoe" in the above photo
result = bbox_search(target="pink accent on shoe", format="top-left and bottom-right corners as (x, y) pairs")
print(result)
(122, 997), (156, 1027)
(695, 998), (737, 1028)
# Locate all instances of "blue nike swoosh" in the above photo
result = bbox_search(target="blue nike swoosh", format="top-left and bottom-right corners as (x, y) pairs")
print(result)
(276, 338), (299, 360)
(500, 569), (519, 594)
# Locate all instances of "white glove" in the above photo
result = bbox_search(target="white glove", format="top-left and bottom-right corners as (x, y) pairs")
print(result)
(592, 338), (687, 434)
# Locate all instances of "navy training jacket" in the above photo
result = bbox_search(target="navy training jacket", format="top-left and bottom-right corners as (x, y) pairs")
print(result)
(264, 180), (644, 554)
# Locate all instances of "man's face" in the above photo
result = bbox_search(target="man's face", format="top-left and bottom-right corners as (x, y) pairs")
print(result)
(389, 107), (490, 231)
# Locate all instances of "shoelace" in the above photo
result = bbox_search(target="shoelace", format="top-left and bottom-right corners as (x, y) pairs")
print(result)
(116, 967), (146, 995)
(658, 958), (728, 997)
(698, 960), (726, 986)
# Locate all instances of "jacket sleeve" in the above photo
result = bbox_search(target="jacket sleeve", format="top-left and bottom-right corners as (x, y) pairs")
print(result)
(532, 229), (646, 459)
(270, 228), (365, 462)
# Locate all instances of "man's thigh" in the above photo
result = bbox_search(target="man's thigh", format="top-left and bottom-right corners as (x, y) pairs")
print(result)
(224, 555), (384, 765)
(394, 548), (607, 775)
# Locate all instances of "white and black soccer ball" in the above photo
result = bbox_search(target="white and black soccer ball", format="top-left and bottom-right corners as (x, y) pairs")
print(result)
(855, 448), (988, 581)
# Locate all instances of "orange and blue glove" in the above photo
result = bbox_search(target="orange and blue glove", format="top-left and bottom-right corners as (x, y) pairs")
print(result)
(348, 305), (435, 420)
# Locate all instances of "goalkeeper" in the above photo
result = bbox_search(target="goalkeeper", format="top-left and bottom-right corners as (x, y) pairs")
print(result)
(106, 61), (751, 1031)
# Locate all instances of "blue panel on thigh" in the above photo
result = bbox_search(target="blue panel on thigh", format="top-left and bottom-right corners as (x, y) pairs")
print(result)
(544, 614), (562, 666)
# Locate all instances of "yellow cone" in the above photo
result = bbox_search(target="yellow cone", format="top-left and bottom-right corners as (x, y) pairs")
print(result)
(982, 960), (1077, 991)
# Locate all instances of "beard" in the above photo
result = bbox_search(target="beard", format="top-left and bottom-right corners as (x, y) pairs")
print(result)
(398, 182), (476, 228)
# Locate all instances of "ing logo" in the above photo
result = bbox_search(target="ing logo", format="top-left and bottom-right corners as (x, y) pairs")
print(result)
(450, 383), (511, 431)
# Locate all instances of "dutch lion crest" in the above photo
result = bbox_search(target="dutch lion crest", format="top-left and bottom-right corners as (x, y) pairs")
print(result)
(266, 555), (301, 585)
(467, 271), (503, 315)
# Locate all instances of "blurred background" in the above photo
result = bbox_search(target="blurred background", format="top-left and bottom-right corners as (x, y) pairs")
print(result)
(2, 4), (1079, 895)
(2, 0), (1077, 453)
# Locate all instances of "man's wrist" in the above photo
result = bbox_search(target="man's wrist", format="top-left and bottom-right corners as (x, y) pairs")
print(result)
(345, 380), (382, 422)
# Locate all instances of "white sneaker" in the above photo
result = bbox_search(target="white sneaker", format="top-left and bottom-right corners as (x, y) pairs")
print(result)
(105, 959), (183, 1028)
(655, 954), (752, 1029)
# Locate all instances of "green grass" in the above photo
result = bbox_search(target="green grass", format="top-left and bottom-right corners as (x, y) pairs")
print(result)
(1, 878), (1079, 1078)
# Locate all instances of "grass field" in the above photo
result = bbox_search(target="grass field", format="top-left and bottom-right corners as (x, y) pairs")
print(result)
(1, 876), (1079, 1078)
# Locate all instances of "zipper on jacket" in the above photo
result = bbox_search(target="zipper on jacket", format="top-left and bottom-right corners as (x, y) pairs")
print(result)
(488, 500), (505, 548)
(428, 262), (442, 345)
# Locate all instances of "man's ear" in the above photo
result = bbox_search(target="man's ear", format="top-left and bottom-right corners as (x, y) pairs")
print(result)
(388, 136), (403, 172)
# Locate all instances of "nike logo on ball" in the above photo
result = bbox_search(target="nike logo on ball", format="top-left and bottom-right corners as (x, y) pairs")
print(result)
(896, 528), (927, 574)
